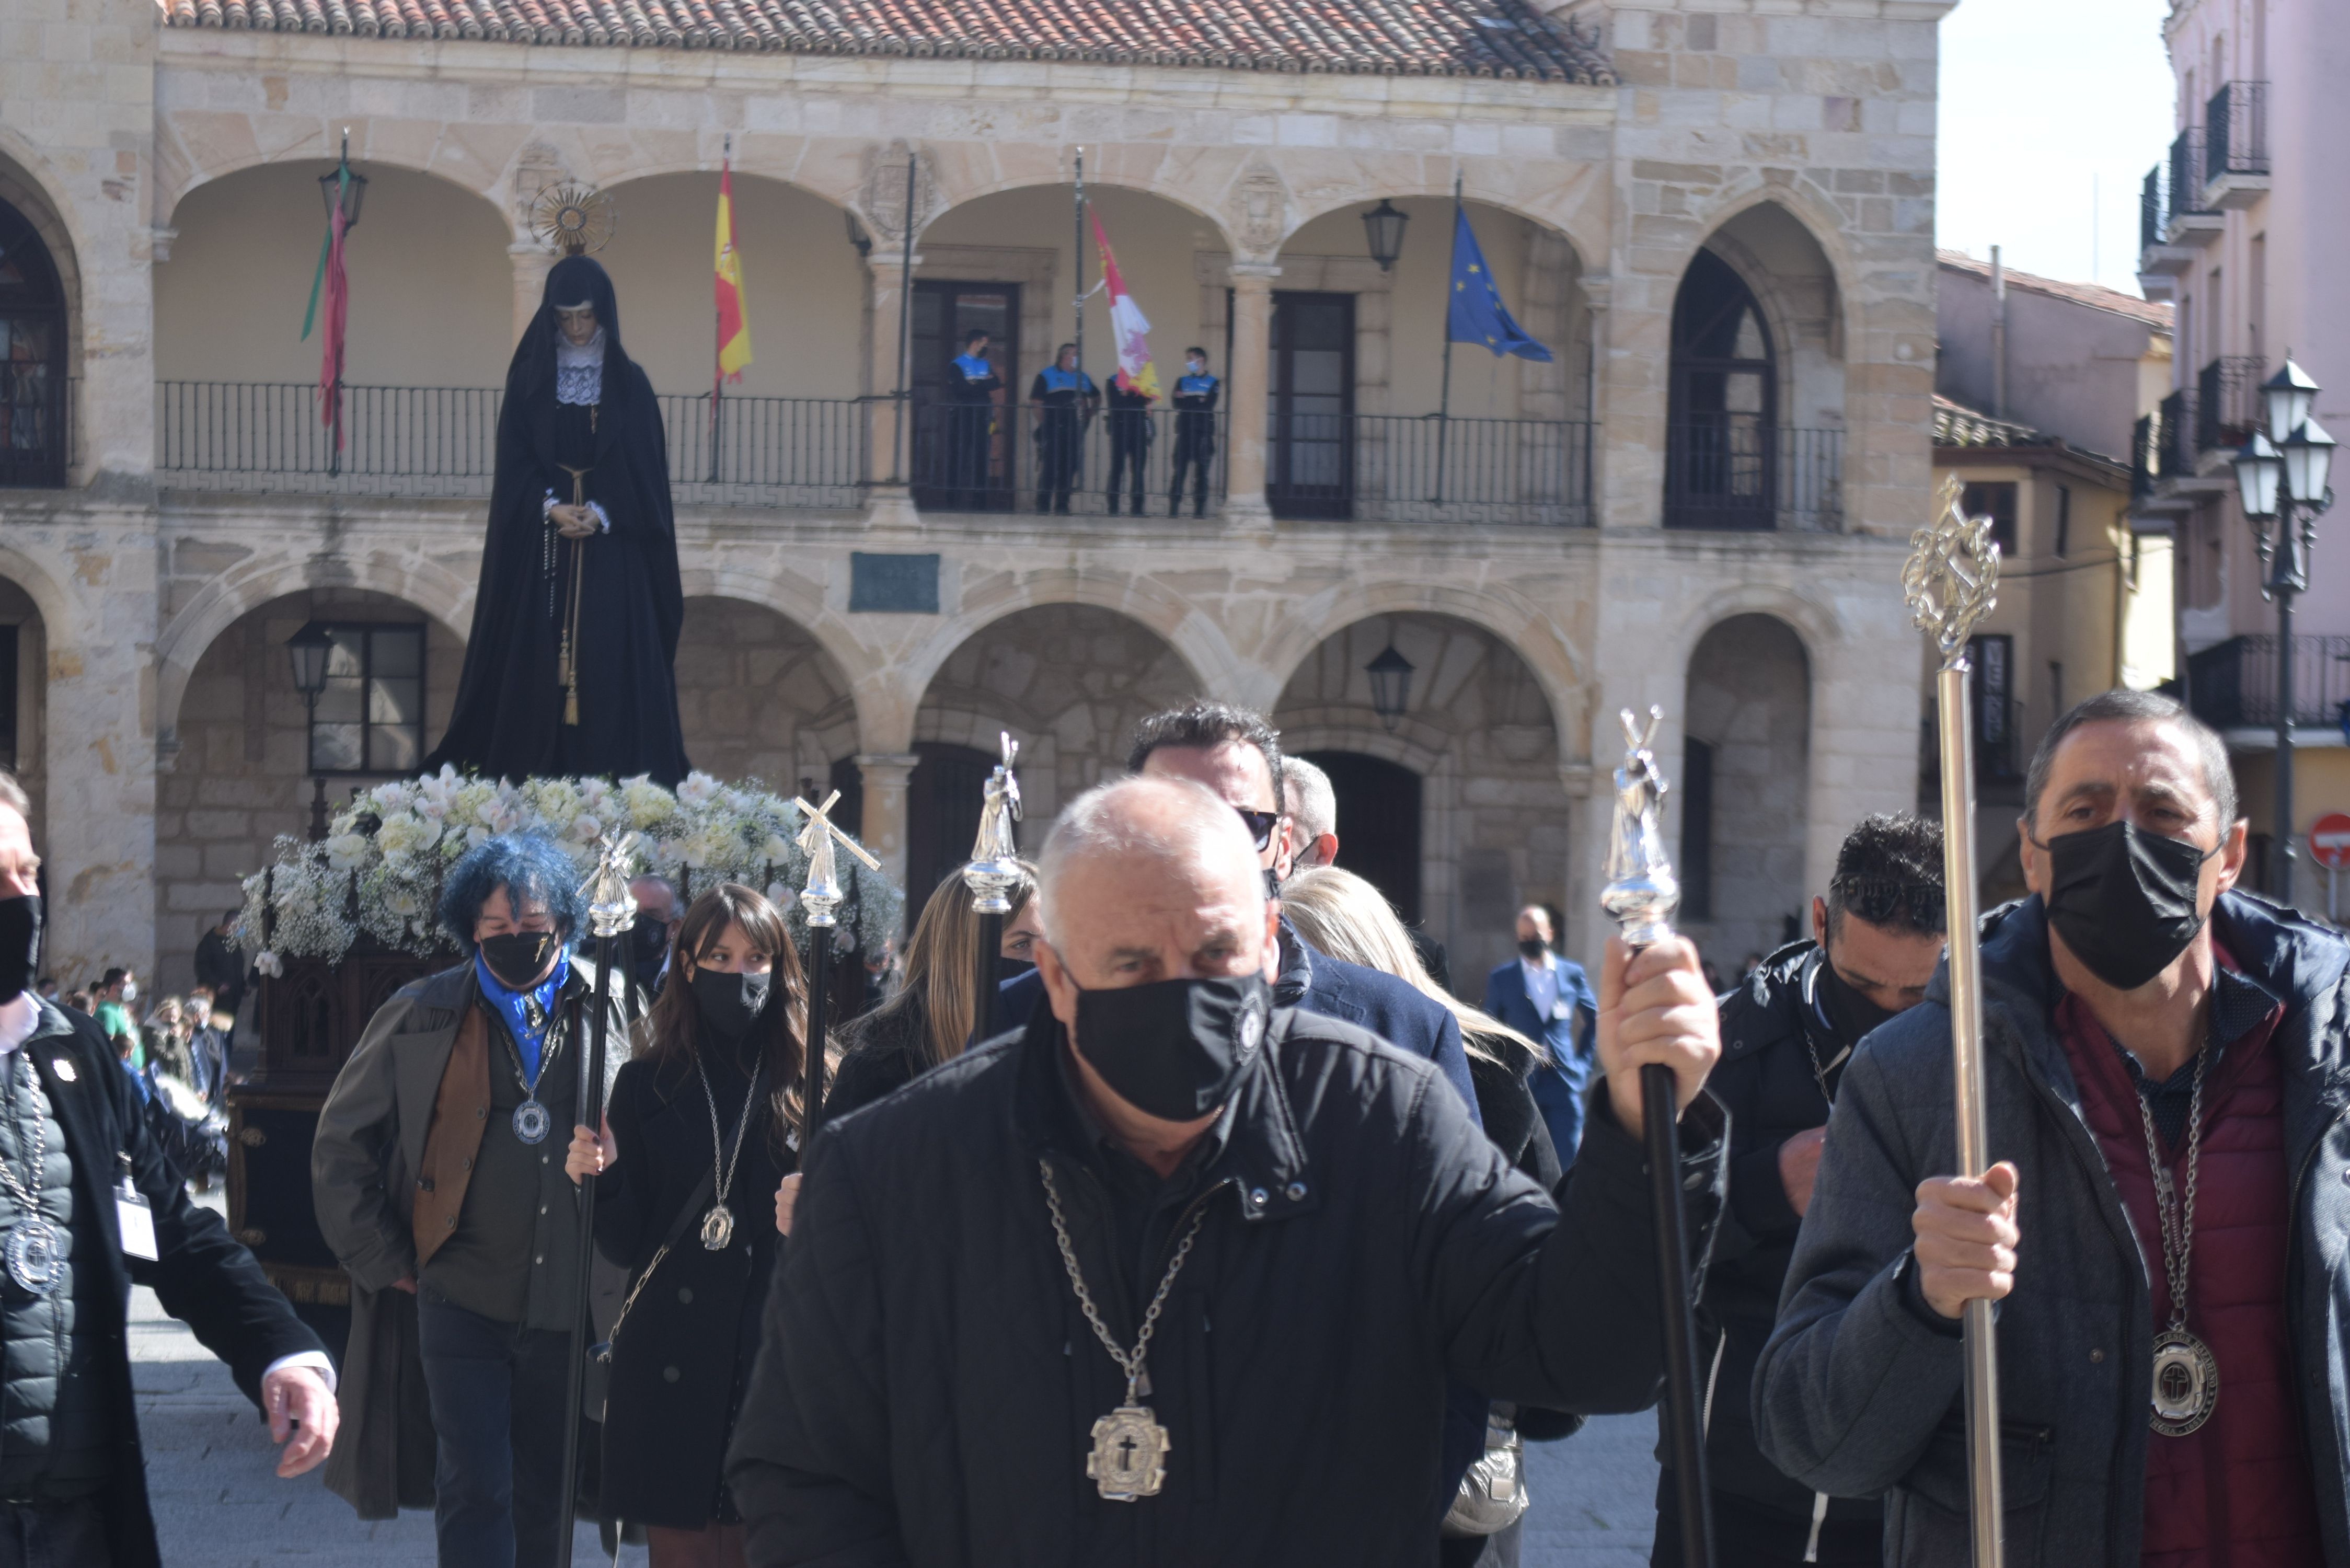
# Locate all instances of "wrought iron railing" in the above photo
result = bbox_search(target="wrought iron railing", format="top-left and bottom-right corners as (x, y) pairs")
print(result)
(2196, 356), (2264, 454)
(2132, 412), (2158, 498)
(1267, 412), (1594, 526)
(907, 401), (1228, 518)
(2140, 163), (2168, 253)
(0, 366), (68, 488)
(2157, 389), (2196, 479)
(155, 383), (866, 507)
(2205, 81), (2271, 181)
(1663, 422), (1843, 531)
(2168, 129), (2213, 226)
(2187, 635), (2350, 729)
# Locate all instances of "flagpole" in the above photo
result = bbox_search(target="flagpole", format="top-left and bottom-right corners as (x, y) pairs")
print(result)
(1433, 170), (1462, 505)
(891, 151), (916, 487)
(1073, 148), (1087, 394)
(711, 136), (728, 485)
(330, 132), (349, 478)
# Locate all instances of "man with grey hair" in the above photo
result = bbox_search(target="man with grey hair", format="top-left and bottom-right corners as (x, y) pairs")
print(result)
(1759, 689), (2350, 1565)
(732, 774), (1726, 1564)
(1284, 755), (1340, 871)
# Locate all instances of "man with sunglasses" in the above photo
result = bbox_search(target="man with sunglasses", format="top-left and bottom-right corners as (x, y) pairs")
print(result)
(1655, 813), (1944, 1568)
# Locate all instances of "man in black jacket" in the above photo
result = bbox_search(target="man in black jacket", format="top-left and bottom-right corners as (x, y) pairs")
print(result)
(729, 774), (1725, 1566)
(1655, 813), (1944, 1568)
(0, 773), (333, 1567)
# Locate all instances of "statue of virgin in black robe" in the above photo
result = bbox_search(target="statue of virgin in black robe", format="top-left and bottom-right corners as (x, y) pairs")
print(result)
(425, 256), (692, 786)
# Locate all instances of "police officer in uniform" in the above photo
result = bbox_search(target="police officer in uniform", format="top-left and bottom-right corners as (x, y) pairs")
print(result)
(1028, 342), (1097, 514)
(1169, 347), (1219, 517)
(942, 329), (1001, 510)
(1103, 374), (1154, 515)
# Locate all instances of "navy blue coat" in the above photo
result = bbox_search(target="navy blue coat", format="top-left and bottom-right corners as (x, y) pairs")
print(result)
(994, 920), (1479, 1125)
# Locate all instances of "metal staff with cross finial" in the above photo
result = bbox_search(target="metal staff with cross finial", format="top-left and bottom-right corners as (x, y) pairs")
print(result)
(794, 790), (880, 1150)
(1904, 476), (2005, 1568)
(1597, 705), (1710, 1568)
(557, 829), (642, 1568)
(962, 732), (1023, 1040)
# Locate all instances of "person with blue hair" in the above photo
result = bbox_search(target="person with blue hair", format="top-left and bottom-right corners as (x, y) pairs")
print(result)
(314, 832), (633, 1566)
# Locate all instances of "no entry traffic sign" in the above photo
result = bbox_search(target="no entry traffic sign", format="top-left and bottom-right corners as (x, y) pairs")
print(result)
(2313, 813), (2350, 871)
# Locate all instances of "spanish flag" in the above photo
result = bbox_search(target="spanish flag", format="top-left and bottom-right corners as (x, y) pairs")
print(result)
(714, 156), (752, 384)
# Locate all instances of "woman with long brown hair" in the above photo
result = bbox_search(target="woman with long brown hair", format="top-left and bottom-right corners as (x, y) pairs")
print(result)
(563, 882), (810, 1566)
(825, 862), (1039, 1120)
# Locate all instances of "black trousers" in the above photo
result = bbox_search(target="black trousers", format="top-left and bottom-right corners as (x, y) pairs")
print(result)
(419, 1293), (574, 1568)
(945, 403), (993, 508)
(1107, 428), (1149, 512)
(1034, 415), (1081, 511)
(1169, 426), (1214, 514)
(1652, 1474), (1881, 1568)
(0, 1497), (108, 1568)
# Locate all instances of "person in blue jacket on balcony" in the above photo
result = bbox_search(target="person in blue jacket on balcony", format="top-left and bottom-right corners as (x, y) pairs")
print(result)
(941, 328), (1000, 510)
(1169, 347), (1219, 517)
(1029, 342), (1097, 514)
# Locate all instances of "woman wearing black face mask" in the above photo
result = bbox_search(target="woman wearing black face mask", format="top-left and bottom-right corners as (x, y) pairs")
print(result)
(827, 860), (1039, 1121)
(563, 883), (815, 1568)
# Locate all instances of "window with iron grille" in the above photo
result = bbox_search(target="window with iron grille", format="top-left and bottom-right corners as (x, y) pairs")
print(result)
(307, 624), (425, 775)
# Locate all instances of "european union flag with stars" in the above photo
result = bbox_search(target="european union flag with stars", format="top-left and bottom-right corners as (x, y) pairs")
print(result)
(1447, 206), (1552, 362)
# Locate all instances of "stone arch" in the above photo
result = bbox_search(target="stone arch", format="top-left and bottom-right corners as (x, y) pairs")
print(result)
(1274, 610), (1569, 978)
(153, 128), (504, 234)
(1664, 582), (1842, 681)
(155, 546), (474, 751)
(1275, 187), (1599, 282)
(1680, 612), (1814, 970)
(1676, 181), (1862, 382)
(1257, 578), (1587, 760)
(0, 141), (92, 481)
(914, 170), (1238, 258)
(672, 593), (860, 790)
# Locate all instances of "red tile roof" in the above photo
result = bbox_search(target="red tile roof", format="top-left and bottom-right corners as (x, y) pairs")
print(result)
(1936, 249), (2174, 330)
(157, 0), (1617, 80)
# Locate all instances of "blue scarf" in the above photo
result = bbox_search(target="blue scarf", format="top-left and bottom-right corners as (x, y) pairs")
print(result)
(474, 946), (571, 1086)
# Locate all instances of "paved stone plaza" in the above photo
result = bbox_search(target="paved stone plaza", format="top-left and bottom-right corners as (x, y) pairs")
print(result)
(131, 1197), (1662, 1567)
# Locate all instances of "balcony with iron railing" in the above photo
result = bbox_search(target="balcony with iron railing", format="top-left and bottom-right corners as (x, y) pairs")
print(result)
(2202, 80), (2272, 207)
(2161, 127), (2224, 249)
(2187, 635), (2350, 731)
(0, 366), (69, 489)
(1662, 422), (1844, 532)
(2157, 389), (2196, 480)
(2196, 356), (2266, 456)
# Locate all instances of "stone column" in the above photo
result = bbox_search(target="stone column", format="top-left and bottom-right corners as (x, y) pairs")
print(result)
(1223, 263), (1281, 527)
(854, 752), (920, 893)
(863, 252), (924, 528)
(511, 243), (554, 346)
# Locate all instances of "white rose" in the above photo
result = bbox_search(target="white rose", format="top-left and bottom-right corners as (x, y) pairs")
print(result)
(569, 813), (603, 844)
(324, 833), (372, 872)
(256, 951), (284, 978)
(677, 773), (721, 808)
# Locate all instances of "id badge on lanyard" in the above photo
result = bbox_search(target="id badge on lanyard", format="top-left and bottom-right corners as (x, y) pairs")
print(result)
(116, 1154), (157, 1262)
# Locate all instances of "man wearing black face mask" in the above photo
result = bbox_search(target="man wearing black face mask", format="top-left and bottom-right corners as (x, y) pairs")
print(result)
(314, 832), (633, 1566)
(731, 775), (1726, 1565)
(1759, 689), (2350, 1567)
(1655, 814), (1943, 1568)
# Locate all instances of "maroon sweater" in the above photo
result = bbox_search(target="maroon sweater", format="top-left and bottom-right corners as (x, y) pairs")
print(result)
(2056, 961), (2322, 1567)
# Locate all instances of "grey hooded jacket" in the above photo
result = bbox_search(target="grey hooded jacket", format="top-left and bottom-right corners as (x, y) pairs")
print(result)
(1753, 892), (2350, 1567)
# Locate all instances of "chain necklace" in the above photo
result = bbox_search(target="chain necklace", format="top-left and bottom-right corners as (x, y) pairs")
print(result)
(1799, 963), (1853, 1109)
(499, 996), (565, 1146)
(0, 1055), (59, 1295)
(2134, 1043), (2216, 1437)
(1039, 1157), (1209, 1502)
(694, 1052), (764, 1251)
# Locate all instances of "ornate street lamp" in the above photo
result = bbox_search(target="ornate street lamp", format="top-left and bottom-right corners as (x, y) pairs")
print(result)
(1365, 642), (1415, 731)
(1360, 200), (1409, 273)
(285, 621), (336, 843)
(317, 133), (368, 233)
(2232, 364), (2334, 905)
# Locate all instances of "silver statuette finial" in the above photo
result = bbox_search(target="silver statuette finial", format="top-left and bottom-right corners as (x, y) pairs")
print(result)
(1599, 706), (1679, 949)
(963, 731), (1026, 915)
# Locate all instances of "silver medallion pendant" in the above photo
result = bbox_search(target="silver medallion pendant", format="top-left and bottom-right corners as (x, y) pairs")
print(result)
(1086, 1405), (1171, 1501)
(5, 1217), (60, 1296)
(512, 1099), (552, 1146)
(700, 1204), (735, 1251)
(2150, 1328), (2219, 1436)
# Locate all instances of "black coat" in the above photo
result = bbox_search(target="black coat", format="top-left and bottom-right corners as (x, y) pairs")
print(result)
(1674, 940), (1874, 1526)
(593, 1043), (792, 1528)
(726, 1001), (1725, 1566)
(425, 255), (690, 786)
(20, 1002), (323, 1566)
(825, 1000), (930, 1123)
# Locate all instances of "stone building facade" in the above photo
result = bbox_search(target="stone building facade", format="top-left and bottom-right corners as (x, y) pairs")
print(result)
(1, 0), (1956, 995)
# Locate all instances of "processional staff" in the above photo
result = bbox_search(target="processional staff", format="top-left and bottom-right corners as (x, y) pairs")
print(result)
(557, 831), (640, 1568)
(1904, 478), (2006, 1568)
(794, 789), (880, 1151)
(1597, 706), (1712, 1568)
(962, 732), (1024, 1041)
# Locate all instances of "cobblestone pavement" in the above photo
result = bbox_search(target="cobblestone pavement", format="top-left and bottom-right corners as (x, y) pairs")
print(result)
(134, 1201), (1658, 1566)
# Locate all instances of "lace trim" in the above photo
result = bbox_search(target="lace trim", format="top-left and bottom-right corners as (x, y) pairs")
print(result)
(555, 362), (602, 407)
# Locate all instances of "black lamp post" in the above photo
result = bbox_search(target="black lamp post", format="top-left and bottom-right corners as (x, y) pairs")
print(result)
(1365, 642), (1415, 731)
(317, 132), (368, 232)
(285, 621), (335, 843)
(2231, 359), (2335, 905)
(1360, 199), (1409, 273)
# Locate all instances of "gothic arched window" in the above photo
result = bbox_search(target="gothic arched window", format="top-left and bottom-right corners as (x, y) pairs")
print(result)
(1665, 248), (1776, 529)
(0, 200), (66, 487)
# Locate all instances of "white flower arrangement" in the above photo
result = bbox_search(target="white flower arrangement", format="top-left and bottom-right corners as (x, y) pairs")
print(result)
(238, 766), (904, 967)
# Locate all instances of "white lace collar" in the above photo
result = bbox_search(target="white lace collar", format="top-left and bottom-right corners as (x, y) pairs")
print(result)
(555, 327), (605, 407)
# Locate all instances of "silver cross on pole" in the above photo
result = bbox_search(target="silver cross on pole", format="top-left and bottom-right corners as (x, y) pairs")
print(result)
(1904, 476), (2005, 1568)
(795, 789), (880, 932)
